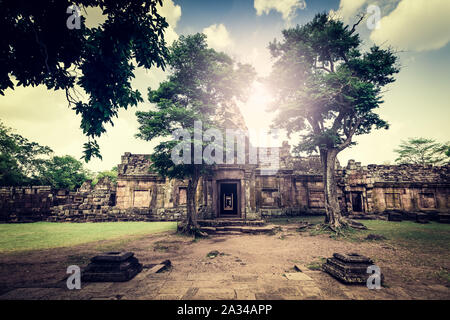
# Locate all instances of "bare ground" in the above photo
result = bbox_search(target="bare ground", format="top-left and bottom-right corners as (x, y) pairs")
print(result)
(0, 225), (449, 300)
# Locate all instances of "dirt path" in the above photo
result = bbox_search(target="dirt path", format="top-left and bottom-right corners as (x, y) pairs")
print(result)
(0, 227), (449, 300)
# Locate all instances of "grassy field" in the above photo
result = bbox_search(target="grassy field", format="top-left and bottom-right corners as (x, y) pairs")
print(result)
(1, 217), (449, 255)
(0, 221), (177, 253)
(270, 216), (450, 252)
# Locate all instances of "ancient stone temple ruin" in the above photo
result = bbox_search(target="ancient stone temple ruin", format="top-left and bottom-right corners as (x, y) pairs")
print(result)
(110, 148), (450, 222)
(1, 146), (449, 223)
(0, 104), (449, 223)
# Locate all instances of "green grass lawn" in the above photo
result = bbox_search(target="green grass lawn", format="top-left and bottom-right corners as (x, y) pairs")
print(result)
(0, 221), (177, 253)
(357, 220), (450, 250)
(270, 215), (450, 252)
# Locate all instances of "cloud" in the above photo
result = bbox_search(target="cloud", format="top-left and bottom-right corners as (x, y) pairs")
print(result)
(202, 24), (234, 51)
(254, 0), (306, 21)
(370, 0), (450, 52)
(158, 0), (182, 45)
(328, 0), (367, 23)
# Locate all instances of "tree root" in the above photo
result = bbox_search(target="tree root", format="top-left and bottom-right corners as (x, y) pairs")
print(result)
(177, 222), (208, 238)
(322, 217), (367, 235)
(344, 218), (368, 230)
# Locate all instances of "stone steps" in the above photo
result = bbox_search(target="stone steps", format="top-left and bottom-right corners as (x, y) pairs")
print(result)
(197, 219), (266, 227)
(200, 224), (277, 236)
(438, 214), (450, 223)
(214, 231), (245, 236)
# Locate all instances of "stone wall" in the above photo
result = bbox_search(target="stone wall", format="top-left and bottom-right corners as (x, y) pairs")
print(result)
(115, 153), (189, 221)
(47, 178), (116, 222)
(338, 160), (450, 217)
(1, 151), (449, 223)
(0, 186), (53, 222)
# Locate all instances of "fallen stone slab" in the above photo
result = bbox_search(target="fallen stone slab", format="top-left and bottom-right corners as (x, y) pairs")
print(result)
(293, 265), (303, 272)
(284, 272), (313, 281)
(146, 260), (172, 273)
(365, 234), (387, 241)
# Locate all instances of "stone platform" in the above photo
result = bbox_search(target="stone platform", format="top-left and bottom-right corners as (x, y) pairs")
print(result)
(322, 253), (383, 285)
(82, 252), (143, 282)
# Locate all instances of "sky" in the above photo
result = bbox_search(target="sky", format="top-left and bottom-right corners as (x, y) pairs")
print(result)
(1, 0), (449, 172)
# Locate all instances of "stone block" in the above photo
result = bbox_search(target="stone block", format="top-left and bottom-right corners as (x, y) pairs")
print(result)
(322, 253), (382, 285)
(82, 252), (142, 282)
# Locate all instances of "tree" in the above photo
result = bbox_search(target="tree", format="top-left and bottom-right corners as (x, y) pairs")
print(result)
(267, 13), (399, 231)
(0, 0), (169, 161)
(92, 166), (118, 186)
(0, 122), (53, 186)
(394, 137), (449, 166)
(136, 34), (255, 235)
(37, 155), (91, 190)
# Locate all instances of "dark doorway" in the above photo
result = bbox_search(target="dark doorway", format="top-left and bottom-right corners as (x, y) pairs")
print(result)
(351, 193), (363, 212)
(219, 183), (238, 216)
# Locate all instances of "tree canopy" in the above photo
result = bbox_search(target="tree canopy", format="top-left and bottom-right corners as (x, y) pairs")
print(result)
(394, 137), (449, 166)
(0, 122), (53, 186)
(267, 13), (399, 230)
(268, 13), (399, 154)
(136, 33), (255, 181)
(92, 166), (118, 186)
(0, 0), (169, 161)
(37, 155), (91, 190)
(0, 122), (91, 189)
(136, 33), (255, 233)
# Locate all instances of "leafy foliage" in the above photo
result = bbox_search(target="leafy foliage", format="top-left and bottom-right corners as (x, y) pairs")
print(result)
(268, 13), (399, 154)
(394, 137), (449, 166)
(136, 33), (255, 230)
(37, 155), (91, 190)
(0, 122), (53, 186)
(0, 0), (169, 161)
(136, 33), (255, 180)
(92, 166), (118, 186)
(267, 13), (399, 229)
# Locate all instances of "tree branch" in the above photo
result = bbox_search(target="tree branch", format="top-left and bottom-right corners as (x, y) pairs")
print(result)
(337, 117), (362, 151)
(349, 13), (365, 35)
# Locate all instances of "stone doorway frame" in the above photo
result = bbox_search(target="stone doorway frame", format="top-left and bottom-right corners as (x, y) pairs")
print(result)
(217, 180), (241, 218)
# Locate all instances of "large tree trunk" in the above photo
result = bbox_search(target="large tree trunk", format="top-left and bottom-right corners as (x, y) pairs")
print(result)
(321, 148), (345, 230)
(320, 148), (366, 231)
(186, 174), (199, 228)
(178, 170), (207, 237)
